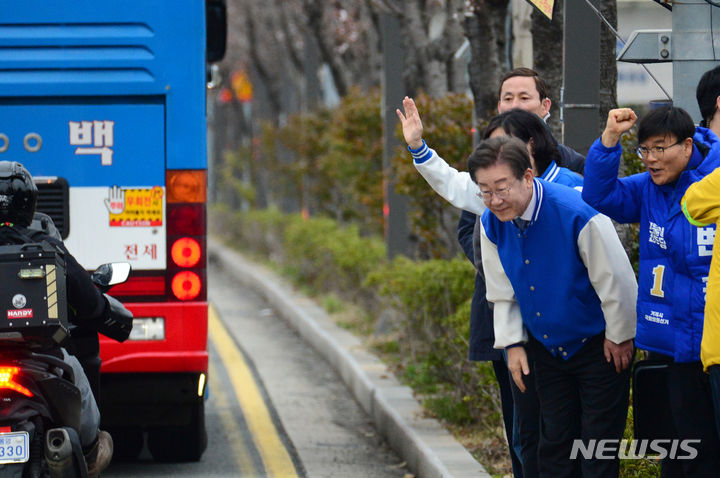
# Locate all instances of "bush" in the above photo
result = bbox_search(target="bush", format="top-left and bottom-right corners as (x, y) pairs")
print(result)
(366, 255), (474, 360)
(282, 215), (386, 304)
(211, 206), (386, 308)
(365, 256), (500, 427)
(258, 87), (386, 235)
(315, 87), (385, 234)
(209, 205), (293, 261)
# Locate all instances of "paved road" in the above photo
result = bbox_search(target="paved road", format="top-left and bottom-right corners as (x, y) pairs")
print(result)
(104, 262), (409, 477)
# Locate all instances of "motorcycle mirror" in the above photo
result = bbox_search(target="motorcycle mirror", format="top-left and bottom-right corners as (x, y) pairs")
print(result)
(92, 262), (132, 288)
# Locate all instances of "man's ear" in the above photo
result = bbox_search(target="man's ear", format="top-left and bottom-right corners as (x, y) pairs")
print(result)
(541, 97), (552, 118)
(676, 137), (694, 163)
(524, 168), (534, 186)
(683, 137), (694, 156)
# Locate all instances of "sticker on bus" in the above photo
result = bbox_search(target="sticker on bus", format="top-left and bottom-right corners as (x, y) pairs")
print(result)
(105, 186), (164, 227)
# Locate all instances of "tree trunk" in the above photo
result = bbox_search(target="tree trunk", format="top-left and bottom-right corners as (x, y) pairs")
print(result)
(304, 0), (350, 97)
(394, 0), (468, 98)
(464, 0), (510, 121)
(531, 0), (564, 139)
(598, 0), (618, 131)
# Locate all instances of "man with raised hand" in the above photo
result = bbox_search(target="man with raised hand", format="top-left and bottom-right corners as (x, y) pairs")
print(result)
(396, 68), (585, 478)
(583, 106), (720, 477)
(396, 71), (585, 478)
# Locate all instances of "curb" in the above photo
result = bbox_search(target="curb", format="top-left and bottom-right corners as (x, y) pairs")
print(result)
(209, 237), (490, 478)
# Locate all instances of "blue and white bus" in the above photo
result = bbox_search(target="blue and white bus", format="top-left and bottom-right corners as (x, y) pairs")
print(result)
(0, 0), (226, 461)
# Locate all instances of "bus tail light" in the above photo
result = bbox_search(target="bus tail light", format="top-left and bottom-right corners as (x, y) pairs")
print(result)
(171, 271), (202, 300)
(167, 170), (206, 203)
(167, 204), (205, 236)
(166, 169), (207, 302)
(171, 238), (201, 267)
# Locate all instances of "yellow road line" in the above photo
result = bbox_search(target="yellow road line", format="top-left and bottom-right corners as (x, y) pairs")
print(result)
(208, 358), (259, 474)
(209, 305), (299, 478)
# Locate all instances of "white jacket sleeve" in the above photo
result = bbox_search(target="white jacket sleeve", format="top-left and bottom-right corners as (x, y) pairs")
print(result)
(410, 143), (487, 216)
(480, 221), (527, 348)
(577, 214), (637, 344)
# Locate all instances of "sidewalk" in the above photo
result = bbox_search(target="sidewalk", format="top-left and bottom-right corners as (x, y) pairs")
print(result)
(208, 237), (490, 478)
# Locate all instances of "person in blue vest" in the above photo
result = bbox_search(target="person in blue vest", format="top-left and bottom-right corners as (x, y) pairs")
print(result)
(397, 100), (583, 478)
(456, 108), (583, 478)
(582, 105), (720, 477)
(474, 136), (637, 478)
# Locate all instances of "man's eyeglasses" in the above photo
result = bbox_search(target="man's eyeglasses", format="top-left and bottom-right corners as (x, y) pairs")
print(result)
(477, 180), (517, 202)
(636, 140), (683, 159)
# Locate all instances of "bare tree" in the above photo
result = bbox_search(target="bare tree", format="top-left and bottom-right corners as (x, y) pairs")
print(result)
(393, 0), (467, 96)
(225, 0), (618, 129)
(598, 0), (618, 129)
(225, 0), (306, 123)
(531, 0), (563, 138)
(464, 0), (511, 119)
(301, 0), (384, 96)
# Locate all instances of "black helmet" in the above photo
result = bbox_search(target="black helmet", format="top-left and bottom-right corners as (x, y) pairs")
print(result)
(0, 161), (38, 227)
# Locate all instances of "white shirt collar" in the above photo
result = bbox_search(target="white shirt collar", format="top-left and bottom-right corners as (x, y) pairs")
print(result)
(517, 182), (536, 222)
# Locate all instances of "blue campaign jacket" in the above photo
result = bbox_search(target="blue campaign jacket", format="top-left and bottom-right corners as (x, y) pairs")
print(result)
(540, 160), (583, 188)
(458, 165), (582, 361)
(482, 179), (606, 359)
(582, 127), (720, 362)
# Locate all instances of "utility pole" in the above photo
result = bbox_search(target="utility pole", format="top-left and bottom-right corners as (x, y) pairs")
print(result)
(618, 1), (720, 121)
(381, 13), (410, 258)
(302, 30), (321, 219)
(562, 0), (601, 154)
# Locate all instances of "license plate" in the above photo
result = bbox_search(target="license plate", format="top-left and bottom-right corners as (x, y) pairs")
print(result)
(0, 431), (29, 464)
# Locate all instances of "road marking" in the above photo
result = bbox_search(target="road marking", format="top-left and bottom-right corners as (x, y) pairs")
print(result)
(208, 356), (260, 474)
(209, 305), (300, 478)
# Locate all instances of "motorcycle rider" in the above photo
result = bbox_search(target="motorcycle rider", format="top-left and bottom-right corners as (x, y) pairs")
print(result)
(0, 161), (114, 477)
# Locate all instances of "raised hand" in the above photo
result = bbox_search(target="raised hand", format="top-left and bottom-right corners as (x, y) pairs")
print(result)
(601, 108), (638, 147)
(395, 96), (424, 150)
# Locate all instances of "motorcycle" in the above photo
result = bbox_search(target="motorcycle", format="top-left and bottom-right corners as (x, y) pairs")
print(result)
(0, 251), (132, 478)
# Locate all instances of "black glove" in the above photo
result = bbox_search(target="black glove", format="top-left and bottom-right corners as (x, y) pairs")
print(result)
(97, 294), (133, 342)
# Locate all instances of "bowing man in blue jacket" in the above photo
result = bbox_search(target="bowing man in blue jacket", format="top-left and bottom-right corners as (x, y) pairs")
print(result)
(474, 136), (638, 478)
